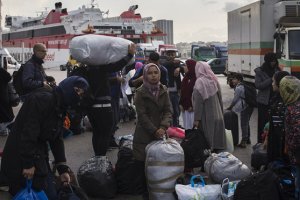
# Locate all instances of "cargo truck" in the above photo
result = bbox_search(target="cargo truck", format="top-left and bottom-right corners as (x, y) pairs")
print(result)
(226, 0), (300, 85)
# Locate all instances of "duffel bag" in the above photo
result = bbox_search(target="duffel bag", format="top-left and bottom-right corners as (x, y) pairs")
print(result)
(146, 137), (184, 200)
(204, 152), (251, 183)
(77, 156), (117, 198)
(234, 169), (283, 200)
(70, 35), (134, 66)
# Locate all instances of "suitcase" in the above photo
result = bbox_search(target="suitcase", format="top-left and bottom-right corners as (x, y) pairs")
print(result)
(224, 110), (239, 145)
(251, 143), (268, 170)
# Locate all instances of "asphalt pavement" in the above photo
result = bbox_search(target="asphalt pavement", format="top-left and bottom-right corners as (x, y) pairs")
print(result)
(0, 69), (258, 200)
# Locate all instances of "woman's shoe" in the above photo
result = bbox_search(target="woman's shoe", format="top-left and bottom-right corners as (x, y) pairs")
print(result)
(237, 140), (247, 148)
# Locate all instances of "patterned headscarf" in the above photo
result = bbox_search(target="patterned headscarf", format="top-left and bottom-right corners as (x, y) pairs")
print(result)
(279, 76), (300, 105)
(194, 61), (219, 100)
(143, 63), (161, 98)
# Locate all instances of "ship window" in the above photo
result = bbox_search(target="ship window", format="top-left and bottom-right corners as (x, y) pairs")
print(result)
(127, 26), (132, 30)
(94, 26), (122, 30)
(10, 30), (33, 40)
(34, 26), (66, 37)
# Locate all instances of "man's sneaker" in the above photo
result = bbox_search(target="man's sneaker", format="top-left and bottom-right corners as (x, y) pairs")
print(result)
(246, 138), (251, 144)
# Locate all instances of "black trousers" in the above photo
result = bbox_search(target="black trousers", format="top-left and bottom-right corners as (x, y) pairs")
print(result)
(257, 103), (270, 143)
(87, 107), (113, 156)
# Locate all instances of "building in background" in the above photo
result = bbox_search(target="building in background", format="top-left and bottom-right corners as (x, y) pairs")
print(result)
(154, 19), (173, 44)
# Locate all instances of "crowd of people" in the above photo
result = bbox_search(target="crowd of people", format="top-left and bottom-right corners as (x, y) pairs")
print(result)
(0, 41), (299, 199)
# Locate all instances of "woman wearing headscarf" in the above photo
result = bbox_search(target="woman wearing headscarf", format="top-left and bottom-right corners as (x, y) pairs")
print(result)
(193, 61), (226, 151)
(132, 63), (172, 198)
(179, 59), (197, 130)
(267, 71), (290, 162)
(255, 52), (280, 142)
(0, 76), (89, 199)
(279, 76), (300, 199)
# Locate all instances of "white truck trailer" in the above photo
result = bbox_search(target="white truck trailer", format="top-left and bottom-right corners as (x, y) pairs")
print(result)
(227, 0), (300, 85)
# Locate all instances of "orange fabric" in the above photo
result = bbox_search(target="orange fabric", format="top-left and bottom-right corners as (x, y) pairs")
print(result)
(64, 115), (71, 129)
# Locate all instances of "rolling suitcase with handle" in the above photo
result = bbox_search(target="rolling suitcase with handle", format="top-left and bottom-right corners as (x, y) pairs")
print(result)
(224, 110), (239, 145)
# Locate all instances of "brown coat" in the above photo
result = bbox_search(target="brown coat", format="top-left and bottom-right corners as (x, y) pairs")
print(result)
(133, 84), (172, 161)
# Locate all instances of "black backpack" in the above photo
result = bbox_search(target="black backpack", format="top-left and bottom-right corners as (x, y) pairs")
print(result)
(241, 82), (257, 107)
(234, 169), (284, 200)
(12, 64), (25, 96)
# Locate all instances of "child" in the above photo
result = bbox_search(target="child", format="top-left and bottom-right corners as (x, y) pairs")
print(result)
(132, 63), (172, 198)
(227, 73), (253, 148)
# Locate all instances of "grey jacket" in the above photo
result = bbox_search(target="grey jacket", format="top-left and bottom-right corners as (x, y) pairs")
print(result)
(254, 67), (273, 105)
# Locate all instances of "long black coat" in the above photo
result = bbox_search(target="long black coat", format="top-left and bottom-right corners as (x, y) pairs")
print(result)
(0, 88), (67, 190)
(0, 67), (14, 122)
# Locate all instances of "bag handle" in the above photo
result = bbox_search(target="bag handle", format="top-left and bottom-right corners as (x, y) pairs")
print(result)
(190, 175), (205, 188)
(222, 178), (229, 186)
(26, 179), (33, 193)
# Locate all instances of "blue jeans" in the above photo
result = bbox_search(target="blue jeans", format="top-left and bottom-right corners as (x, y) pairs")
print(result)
(169, 92), (180, 127)
(240, 106), (253, 141)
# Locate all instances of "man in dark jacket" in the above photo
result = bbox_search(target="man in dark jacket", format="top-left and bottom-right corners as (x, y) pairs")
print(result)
(161, 51), (183, 127)
(129, 52), (169, 88)
(254, 52), (280, 142)
(22, 43), (51, 96)
(0, 67), (14, 136)
(0, 76), (89, 199)
(71, 44), (136, 156)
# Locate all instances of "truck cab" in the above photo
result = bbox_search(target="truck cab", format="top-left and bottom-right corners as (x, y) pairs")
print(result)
(158, 44), (180, 63)
(191, 44), (216, 61)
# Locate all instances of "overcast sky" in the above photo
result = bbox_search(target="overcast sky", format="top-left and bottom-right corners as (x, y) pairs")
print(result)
(1, 0), (257, 43)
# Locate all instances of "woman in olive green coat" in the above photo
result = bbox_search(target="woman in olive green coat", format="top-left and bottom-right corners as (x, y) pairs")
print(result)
(133, 63), (172, 162)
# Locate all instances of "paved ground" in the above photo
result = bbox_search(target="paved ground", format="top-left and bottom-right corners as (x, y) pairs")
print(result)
(0, 69), (258, 199)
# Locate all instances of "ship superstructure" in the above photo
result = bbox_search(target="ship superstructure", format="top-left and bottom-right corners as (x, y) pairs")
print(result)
(1, 2), (164, 68)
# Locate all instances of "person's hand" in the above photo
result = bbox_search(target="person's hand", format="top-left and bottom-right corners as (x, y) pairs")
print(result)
(60, 172), (71, 186)
(155, 128), (165, 139)
(188, 107), (193, 112)
(174, 68), (180, 77)
(117, 77), (126, 84)
(193, 120), (200, 129)
(226, 106), (232, 110)
(179, 105), (184, 112)
(128, 43), (136, 55)
(43, 81), (52, 90)
(22, 166), (35, 179)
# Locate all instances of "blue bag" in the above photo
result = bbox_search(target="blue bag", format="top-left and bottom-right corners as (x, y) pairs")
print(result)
(13, 179), (48, 200)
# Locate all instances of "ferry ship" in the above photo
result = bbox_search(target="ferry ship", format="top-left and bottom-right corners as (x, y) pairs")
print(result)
(1, 1), (165, 68)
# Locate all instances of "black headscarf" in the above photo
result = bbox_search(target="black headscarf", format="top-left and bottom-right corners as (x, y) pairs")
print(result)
(261, 52), (278, 77)
(55, 76), (89, 108)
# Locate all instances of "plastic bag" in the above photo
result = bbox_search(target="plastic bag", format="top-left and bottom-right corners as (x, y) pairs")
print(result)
(77, 156), (117, 198)
(12, 179), (48, 200)
(175, 175), (221, 200)
(69, 35), (135, 66)
(224, 129), (234, 153)
(220, 178), (240, 200)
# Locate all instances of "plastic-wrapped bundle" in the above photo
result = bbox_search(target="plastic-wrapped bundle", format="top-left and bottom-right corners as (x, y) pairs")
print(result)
(69, 34), (135, 66)
(145, 138), (184, 200)
(77, 156), (117, 198)
(204, 152), (251, 184)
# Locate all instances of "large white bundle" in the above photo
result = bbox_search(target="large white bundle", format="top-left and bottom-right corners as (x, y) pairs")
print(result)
(204, 152), (251, 184)
(145, 138), (184, 200)
(69, 34), (135, 66)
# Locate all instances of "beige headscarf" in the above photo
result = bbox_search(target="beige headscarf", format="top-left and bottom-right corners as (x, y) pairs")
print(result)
(279, 76), (300, 105)
(194, 61), (219, 100)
